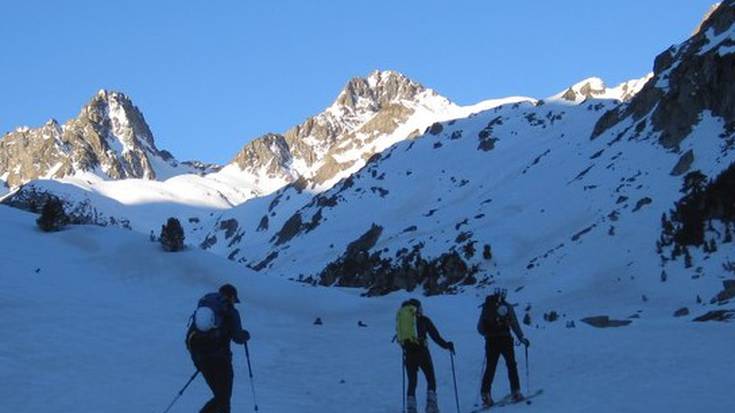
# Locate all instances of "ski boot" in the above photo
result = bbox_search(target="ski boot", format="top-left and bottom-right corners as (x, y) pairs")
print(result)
(426, 390), (440, 413)
(407, 395), (418, 413)
(481, 391), (493, 407)
(511, 390), (524, 403)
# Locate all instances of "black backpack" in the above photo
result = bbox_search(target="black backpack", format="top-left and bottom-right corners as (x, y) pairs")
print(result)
(481, 294), (511, 335)
(186, 293), (228, 354)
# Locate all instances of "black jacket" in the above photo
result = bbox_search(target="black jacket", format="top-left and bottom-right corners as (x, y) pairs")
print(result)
(403, 315), (451, 352)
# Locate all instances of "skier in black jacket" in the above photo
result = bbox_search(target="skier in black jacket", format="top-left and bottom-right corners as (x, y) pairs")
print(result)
(477, 290), (529, 407)
(187, 284), (250, 413)
(397, 299), (455, 413)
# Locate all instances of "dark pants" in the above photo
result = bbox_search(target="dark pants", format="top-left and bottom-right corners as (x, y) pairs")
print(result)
(195, 355), (234, 413)
(481, 335), (520, 394)
(404, 346), (436, 396)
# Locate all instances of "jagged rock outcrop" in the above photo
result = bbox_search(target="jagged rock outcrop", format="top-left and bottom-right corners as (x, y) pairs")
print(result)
(0, 90), (189, 188)
(693, 2), (724, 35)
(232, 133), (293, 177)
(592, 1), (735, 148)
(316, 224), (478, 296)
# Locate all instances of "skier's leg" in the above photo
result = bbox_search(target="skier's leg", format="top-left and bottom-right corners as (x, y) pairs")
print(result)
(481, 339), (501, 396)
(405, 349), (420, 413)
(405, 350), (420, 397)
(420, 350), (439, 413)
(197, 358), (219, 413)
(217, 359), (234, 413)
(500, 336), (521, 395)
(201, 356), (234, 413)
(420, 349), (437, 392)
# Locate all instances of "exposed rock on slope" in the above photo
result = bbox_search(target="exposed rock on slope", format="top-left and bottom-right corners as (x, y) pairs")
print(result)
(592, 1), (735, 149)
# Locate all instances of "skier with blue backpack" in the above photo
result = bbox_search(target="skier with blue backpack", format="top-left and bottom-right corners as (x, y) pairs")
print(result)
(186, 284), (251, 413)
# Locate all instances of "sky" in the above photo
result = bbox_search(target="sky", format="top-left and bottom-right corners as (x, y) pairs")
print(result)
(0, 0), (719, 165)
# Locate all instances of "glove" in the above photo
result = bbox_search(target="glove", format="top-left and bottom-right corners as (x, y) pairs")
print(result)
(520, 337), (530, 347)
(447, 341), (455, 354)
(242, 329), (251, 342)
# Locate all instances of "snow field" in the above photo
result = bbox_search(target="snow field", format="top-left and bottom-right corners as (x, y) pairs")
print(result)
(1, 205), (733, 413)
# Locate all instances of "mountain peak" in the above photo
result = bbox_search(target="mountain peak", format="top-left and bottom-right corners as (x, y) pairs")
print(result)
(335, 70), (429, 111)
(92, 89), (131, 106)
(79, 89), (158, 152)
(555, 77), (608, 102)
(552, 75), (649, 103)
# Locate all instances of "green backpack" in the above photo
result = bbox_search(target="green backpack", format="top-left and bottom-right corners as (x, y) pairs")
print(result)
(396, 304), (419, 345)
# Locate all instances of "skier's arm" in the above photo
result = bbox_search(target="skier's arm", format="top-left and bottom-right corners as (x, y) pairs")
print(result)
(508, 305), (525, 341)
(425, 317), (452, 350)
(229, 309), (251, 344)
(477, 307), (487, 336)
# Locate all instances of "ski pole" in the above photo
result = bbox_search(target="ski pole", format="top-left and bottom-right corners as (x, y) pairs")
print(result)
(525, 344), (530, 394)
(450, 351), (461, 413)
(476, 353), (486, 407)
(244, 343), (260, 412)
(402, 350), (406, 413)
(161, 370), (199, 413)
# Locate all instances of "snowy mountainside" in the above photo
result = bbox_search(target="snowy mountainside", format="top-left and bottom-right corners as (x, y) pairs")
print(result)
(195, 77), (646, 261)
(1, 201), (733, 413)
(1, 72), (538, 238)
(202, 1), (735, 302)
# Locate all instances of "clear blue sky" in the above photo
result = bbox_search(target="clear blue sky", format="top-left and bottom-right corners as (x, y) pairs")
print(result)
(0, 0), (717, 164)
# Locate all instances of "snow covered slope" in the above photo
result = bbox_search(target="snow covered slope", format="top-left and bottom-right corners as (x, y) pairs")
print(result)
(199, 1), (735, 304)
(2, 204), (733, 413)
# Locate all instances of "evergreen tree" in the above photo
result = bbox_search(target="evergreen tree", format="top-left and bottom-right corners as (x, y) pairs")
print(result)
(684, 247), (693, 269)
(160, 217), (185, 252)
(709, 239), (717, 252)
(681, 170), (707, 195)
(724, 224), (733, 243)
(462, 242), (476, 259)
(482, 244), (493, 260)
(36, 197), (68, 232)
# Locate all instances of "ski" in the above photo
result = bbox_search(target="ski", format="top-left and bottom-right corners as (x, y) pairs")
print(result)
(469, 389), (543, 412)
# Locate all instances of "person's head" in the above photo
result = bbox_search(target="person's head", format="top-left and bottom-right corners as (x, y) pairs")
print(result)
(406, 298), (422, 314)
(485, 293), (499, 307)
(219, 283), (240, 304)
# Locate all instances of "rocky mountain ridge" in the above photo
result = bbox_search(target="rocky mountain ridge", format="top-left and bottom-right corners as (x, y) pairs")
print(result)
(226, 70), (461, 192)
(0, 90), (205, 190)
